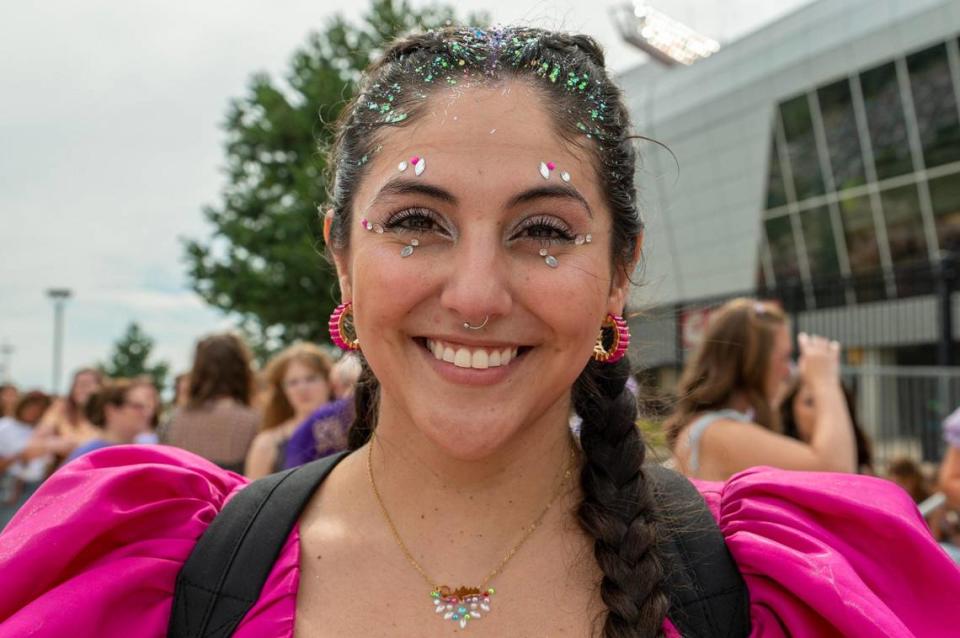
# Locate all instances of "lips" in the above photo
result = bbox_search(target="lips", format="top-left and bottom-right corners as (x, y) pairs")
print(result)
(425, 338), (519, 369)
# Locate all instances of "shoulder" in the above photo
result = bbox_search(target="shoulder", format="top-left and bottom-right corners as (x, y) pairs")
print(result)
(692, 468), (960, 635)
(0, 445), (250, 634)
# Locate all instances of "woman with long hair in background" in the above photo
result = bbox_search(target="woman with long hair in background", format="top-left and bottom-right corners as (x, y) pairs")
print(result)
(244, 343), (333, 479)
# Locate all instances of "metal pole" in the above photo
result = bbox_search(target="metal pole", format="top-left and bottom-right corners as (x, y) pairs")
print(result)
(46, 289), (72, 395)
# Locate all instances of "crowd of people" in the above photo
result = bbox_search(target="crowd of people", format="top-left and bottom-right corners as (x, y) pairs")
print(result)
(0, 334), (361, 529)
(0, 24), (958, 637)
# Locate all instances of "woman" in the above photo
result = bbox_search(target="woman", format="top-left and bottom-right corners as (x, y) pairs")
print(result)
(244, 343), (333, 479)
(0, 27), (957, 637)
(0, 391), (52, 528)
(666, 299), (858, 480)
(35, 367), (103, 458)
(780, 380), (875, 474)
(161, 333), (260, 473)
(65, 379), (153, 461)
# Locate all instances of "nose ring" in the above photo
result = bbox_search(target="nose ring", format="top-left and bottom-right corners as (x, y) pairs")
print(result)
(463, 316), (490, 330)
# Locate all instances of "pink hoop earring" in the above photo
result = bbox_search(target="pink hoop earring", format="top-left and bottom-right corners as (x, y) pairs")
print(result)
(329, 302), (360, 352)
(591, 313), (630, 364)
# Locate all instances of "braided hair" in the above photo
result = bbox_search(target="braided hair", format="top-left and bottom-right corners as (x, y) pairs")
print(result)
(326, 27), (667, 637)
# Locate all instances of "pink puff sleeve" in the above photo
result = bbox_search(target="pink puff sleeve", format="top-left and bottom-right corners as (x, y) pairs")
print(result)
(0, 445), (301, 638)
(695, 468), (960, 638)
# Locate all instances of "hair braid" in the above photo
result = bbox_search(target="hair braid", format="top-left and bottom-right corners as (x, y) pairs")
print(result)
(574, 358), (668, 638)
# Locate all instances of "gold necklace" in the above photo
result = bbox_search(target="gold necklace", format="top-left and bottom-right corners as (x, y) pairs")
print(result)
(366, 438), (575, 630)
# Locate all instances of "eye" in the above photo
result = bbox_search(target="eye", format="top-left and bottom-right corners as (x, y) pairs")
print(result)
(383, 207), (448, 235)
(510, 215), (575, 244)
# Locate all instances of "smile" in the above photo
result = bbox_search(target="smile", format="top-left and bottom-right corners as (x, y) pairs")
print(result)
(424, 338), (520, 369)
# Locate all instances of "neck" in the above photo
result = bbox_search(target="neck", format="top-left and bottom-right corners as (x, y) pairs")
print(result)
(365, 396), (580, 588)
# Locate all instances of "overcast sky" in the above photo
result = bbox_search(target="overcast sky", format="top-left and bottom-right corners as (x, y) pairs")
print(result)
(0, 0), (811, 393)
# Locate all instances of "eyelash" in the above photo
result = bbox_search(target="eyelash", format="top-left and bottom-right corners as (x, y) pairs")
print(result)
(383, 207), (447, 234)
(381, 209), (576, 244)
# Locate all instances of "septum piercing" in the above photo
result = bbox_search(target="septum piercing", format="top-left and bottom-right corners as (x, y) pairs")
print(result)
(463, 316), (490, 330)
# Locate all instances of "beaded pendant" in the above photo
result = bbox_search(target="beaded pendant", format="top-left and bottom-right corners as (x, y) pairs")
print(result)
(431, 585), (494, 629)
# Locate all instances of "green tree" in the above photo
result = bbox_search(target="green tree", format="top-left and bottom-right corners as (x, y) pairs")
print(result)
(100, 322), (170, 390)
(184, 0), (486, 357)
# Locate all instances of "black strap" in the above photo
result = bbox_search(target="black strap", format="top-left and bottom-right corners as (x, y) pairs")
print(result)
(647, 464), (751, 638)
(167, 451), (349, 638)
(169, 455), (749, 638)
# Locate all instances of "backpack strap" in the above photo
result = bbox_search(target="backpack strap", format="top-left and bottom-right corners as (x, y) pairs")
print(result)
(169, 454), (750, 638)
(647, 463), (751, 638)
(167, 451), (349, 638)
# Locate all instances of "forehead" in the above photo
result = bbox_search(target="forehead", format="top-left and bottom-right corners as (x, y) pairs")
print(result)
(355, 82), (603, 208)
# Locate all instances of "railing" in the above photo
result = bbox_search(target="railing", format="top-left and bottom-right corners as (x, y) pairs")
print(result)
(841, 365), (960, 466)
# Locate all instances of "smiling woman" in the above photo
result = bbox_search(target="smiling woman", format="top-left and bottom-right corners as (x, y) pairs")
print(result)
(0, 26), (958, 638)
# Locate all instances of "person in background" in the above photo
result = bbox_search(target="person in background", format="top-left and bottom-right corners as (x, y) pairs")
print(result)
(0, 391), (52, 528)
(780, 381), (875, 474)
(666, 299), (857, 480)
(65, 379), (153, 462)
(940, 406), (960, 510)
(244, 343), (333, 479)
(160, 333), (259, 473)
(131, 377), (161, 445)
(329, 353), (362, 400)
(35, 367), (104, 459)
(887, 457), (932, 504)
(0, 384), (19, 418)
(283, 354), (360, 470)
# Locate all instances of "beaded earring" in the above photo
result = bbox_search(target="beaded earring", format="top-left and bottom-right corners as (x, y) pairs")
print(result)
(591, 313), (630, 364)
(329, 302), (360, 352)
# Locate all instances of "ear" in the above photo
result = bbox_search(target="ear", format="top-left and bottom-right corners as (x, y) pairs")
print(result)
(324, 208), (353, 302)
(322, 208), (334, 246)
(607, 231), (643, 316)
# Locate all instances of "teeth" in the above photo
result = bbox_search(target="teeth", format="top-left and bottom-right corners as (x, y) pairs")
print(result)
(426, 339), (519, 369)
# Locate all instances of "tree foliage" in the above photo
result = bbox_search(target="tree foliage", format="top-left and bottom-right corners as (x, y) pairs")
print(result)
(184, 0), (486, 357)
(100, 322), (170, 390)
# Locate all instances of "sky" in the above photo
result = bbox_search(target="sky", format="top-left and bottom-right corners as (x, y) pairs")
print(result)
(0, 0), (812, 393)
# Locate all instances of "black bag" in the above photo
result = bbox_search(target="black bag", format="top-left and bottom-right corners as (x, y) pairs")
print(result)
(168, 454), (749, 638)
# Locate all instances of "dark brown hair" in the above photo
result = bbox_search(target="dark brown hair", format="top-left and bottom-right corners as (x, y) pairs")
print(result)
(14, 390), (51, 424)
(261, 342), (333, 430)
(780, 380), (874, 473)
(187, 333), (255, 409)
(664, 298), (787, 449)
(84, 379), (135, 428)
(327, 27), (665, 637)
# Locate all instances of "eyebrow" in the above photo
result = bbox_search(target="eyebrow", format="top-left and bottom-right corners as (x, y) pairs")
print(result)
(369, 178), (459, 207)
(506, 184), (593, 218)
(367, 177), (592, 218)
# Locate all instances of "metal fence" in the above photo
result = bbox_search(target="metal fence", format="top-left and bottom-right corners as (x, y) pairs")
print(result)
(842, 365), (960, 466)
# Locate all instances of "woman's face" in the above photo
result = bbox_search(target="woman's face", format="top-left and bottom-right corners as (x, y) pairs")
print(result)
(765, 324), (793, 403)
(333, 82), (633, 460)
(106, 385), (152, 441)
(282, 360), (330, 416)
(791, 383), (817, 441)
(71, 371), (101, 405)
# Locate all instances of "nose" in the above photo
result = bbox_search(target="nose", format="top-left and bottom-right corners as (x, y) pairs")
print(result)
(438, 231), (513, 326)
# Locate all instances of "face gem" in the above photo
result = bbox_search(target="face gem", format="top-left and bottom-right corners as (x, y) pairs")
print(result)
(539, 162), (550, 179)
(539, 248), (548, 256)
(411, 156), (421, 165)
(398, 161), (408, 172)
(546, 161), (556, 171)
(415, 157), (426, 176)
(410, 238), (420, 246)
(560, 171), (571, 182)
(545, 255), (559, 268)
(401, 245), (415, 257)
(361, 218), (372, 231)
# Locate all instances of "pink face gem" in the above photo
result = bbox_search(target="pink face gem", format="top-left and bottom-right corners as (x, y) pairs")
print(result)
(411, 156), (420, 165)
(360, 218), (371, 230)
(546, 161), (556, 170)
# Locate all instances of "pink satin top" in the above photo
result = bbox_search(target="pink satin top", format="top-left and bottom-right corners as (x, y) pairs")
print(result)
(1, 446), (957, 637)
